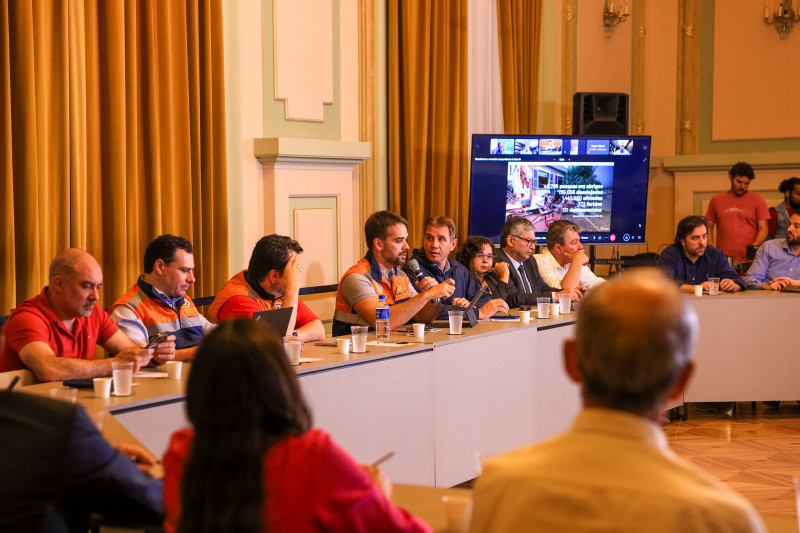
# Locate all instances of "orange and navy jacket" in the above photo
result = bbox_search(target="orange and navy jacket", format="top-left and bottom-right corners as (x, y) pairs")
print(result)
(332, 251), (411, 337)
(109, 278), (206, 350)
(207, 270), (282, 323)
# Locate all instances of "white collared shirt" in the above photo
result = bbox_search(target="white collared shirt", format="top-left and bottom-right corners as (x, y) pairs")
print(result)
(534, 248), (605, 289)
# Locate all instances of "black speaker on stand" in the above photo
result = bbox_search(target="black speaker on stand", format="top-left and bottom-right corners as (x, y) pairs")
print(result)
(572, 92), (629, 135)
(573, 92), (630, 273)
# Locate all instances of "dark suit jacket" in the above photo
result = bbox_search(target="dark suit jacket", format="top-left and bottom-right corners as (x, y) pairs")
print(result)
(0, 391), (163, 532)
(491, 248), (559, 307)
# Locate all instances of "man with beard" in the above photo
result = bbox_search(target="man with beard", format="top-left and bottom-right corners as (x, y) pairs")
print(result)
(402, 215), (507, 319)
(332, 211), (455, 336)
(705, 161), (769, 260)
(770, 177), (800, 240)
(745, 213), (800, 289)
(0, 249), (153, 381)
(656, 216), (744, 293)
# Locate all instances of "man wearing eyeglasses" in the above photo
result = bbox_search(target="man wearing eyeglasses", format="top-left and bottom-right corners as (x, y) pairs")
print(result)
(493, 217), (584, 303)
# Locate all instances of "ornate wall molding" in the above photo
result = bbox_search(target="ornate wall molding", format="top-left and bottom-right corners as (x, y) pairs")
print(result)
(254, 137), (371, 166)
(675, 0), (700, 154)
(561, 0), (575, 134)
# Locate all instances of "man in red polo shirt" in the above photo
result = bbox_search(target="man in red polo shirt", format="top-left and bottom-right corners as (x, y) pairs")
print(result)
(208, 235), (325, 342)
(0, 249), (156, 382)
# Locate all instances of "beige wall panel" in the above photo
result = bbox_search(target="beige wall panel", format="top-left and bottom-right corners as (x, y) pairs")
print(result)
(712, 3), (800, 140)
(274, 0), (334, 121)
(261, 162), (361, 323)
(294, 207), (338, 323)
(340, 0), (359, 141)
(261, 163), (358, 273)
(575, 0), (632, 94)
(294, 207), (337, 286)
(644, 1), (678, 158)
(223, 0), (266, 274)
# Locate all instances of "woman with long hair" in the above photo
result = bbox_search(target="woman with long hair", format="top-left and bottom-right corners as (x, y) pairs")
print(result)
(162, 319), (431, 533)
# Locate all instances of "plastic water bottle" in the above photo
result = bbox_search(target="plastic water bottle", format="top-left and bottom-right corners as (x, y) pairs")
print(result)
(376, 294), (390, 340)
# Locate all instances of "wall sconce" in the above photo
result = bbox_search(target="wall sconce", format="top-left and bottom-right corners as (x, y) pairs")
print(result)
(765, 0), (800, 39)
(603, 0), (630, 35)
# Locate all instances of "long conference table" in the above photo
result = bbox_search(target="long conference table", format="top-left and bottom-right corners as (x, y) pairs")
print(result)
(20, 290), (800, 491)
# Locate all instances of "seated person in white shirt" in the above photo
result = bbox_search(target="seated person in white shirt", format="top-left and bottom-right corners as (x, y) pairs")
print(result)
(470, 269), (765, 533)
(534, 221), (604, 290)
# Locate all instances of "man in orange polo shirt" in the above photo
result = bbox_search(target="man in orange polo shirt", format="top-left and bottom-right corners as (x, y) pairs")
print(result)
(110, 235), (215, 362)
(0, 248), (154, 382)
(208, 234), (325, 342)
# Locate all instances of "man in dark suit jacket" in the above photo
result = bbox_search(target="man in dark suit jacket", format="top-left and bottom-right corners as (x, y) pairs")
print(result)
(490, 217), (583, 308)
(0, 390), (163, 532)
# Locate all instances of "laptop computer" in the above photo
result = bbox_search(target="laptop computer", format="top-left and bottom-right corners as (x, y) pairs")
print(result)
(253, 307), (295, 337)
(432, 285), (488, 329)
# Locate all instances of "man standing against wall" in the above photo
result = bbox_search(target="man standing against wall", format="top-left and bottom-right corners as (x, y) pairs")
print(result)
(705, 162), (769, 260)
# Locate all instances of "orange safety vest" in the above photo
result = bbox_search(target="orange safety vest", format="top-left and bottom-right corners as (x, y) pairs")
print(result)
(207, 270), (282, 323)
(332, 253), (411, 336)
(109, 278), (205, 350)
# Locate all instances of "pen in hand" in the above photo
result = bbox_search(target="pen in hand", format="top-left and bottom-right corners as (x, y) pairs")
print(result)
(372, 451), (395, 467)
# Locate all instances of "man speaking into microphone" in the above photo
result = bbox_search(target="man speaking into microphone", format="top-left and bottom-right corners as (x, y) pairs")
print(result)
(403, 215), (509, 319)
(332, 211), (456, 337)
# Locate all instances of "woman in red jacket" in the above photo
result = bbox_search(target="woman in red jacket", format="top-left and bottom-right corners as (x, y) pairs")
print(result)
(162, 318), (431, 533)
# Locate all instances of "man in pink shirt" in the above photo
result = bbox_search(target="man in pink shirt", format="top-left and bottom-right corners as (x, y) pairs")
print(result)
(705, 161), (769, 260)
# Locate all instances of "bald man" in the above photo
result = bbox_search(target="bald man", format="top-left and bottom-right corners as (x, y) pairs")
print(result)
(0, 249), (155, 382)
(470, 270), (765, 533)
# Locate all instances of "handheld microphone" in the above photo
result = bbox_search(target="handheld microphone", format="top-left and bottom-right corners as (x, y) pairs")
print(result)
(406, 258), (440, 303)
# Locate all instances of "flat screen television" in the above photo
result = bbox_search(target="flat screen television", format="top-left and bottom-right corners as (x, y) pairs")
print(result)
(468, 134), (651, 245)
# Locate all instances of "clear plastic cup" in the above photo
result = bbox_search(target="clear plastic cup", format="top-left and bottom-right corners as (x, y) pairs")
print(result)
(283, 336), (302, 365)
(708, 277), (720, 295)
(112, 361), (134, 396)
(537, 297), (551, 319)
(559, 293), (572, 314)
(448, 310), (464, 334)
(351, 326), (368, 353)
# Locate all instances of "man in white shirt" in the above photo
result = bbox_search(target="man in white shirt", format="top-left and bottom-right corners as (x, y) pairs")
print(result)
(470, 269), (765, 533)
(534, 220), (605, 290)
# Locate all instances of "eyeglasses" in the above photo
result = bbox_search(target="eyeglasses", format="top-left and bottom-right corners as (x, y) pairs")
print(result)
(475, 253), (494, 260)
(511, 234), (537, 247)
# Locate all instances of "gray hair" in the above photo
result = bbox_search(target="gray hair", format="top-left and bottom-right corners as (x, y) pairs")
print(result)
(546, 220), (581, 250)
(574, 269), (697, 413)
(500, 217), (535, 247)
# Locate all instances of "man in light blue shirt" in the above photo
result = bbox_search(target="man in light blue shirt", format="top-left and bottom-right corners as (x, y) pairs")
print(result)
(744, 213), (800, 289)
